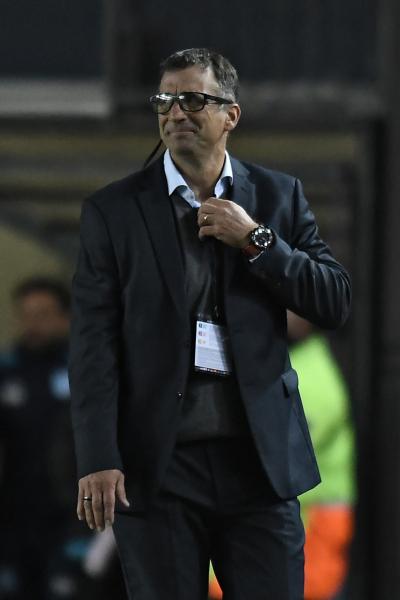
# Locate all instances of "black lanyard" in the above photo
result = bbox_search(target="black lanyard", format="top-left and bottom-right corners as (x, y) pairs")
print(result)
(205, 184), (231, 323)
(207, 237), (224, 322)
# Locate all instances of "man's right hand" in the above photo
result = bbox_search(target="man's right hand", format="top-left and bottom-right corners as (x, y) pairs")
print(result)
(77, 469), (130, 531)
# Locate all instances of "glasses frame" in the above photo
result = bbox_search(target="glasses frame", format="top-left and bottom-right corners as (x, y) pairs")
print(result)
(149, 91), (234, 114)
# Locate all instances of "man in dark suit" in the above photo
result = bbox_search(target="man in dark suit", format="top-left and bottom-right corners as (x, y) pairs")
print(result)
(69, 48), (351, 600)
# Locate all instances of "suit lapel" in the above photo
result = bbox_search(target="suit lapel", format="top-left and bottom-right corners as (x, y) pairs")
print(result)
(135, 156), (256, 314)
(136, 159), (186, 318)
(222, 158), (257, 291)
(229, 158), (257, 216)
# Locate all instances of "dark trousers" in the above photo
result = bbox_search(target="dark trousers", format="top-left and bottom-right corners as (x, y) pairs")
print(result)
(113, 437), (305, 600)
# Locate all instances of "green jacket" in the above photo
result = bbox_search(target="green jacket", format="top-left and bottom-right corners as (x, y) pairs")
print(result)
(290, 335), (355, 509)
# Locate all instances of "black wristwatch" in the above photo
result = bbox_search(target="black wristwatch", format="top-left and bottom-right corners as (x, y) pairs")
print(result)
(242, 225), (275, 258)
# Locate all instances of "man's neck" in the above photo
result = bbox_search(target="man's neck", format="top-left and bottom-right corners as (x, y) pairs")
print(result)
(170, 148), (226, 203)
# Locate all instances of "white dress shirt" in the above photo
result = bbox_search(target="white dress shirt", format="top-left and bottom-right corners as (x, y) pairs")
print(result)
(163, 149), (233, 206)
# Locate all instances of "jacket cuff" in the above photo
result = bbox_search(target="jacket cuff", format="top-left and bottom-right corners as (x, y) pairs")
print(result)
(73, 423), (123, 480)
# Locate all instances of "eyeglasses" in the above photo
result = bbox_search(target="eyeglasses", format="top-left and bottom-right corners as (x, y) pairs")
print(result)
(149, 91), (233, 114)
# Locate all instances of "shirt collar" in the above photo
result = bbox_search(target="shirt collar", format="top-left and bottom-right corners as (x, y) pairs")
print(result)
(163, 149), (233, 208)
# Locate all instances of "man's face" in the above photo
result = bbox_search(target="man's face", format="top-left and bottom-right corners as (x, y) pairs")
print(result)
(157, 65), (240, 160)
(15, 291), (70, 350)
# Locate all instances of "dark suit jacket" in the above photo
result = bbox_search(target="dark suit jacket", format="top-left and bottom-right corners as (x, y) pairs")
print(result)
(69, 155), (351, 510)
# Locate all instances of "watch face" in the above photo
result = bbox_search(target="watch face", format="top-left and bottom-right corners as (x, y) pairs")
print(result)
(251, 226), (274, 249)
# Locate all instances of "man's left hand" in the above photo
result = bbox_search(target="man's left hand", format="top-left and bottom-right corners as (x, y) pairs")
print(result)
(197, 198), (258, 248)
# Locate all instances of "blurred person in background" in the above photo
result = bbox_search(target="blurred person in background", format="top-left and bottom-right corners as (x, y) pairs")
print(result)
(209, 312), (354, 600)
(287, 311), (354, 600)
(69, 47), (351, 600)
(0, 277), (120, 600)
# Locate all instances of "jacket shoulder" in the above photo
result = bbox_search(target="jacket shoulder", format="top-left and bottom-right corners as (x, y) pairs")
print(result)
(82, 159), (164, 216)
(233, 157), (297, 191)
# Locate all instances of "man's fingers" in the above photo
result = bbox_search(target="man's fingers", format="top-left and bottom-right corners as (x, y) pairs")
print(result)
(83, 495), (96, 530)
(198, 213), (213, 228)
(197, 201), (219, 222)
(198, 203), (218, 216)
(77, 485), (85, 521)
(77, 470), (127, 530)
(116, 476), (130, 508)
(91, 489), (105, 531)
(103, 488), (116, 526)
(198, 225), (217, 240)
(203, 197), (220, 208)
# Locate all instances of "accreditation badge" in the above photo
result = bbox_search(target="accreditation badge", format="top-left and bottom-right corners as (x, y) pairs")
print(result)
(194, 318), (233, 376)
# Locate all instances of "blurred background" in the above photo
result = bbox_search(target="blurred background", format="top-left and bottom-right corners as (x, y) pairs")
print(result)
(1, 0), (400, 598)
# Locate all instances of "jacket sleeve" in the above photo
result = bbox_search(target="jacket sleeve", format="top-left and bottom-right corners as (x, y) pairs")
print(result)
(68, 198), (124, 479)
(246, 178), (351, 329)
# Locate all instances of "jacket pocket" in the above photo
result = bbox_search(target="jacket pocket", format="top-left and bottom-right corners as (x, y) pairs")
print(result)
(282, 368), (318, 466)
(281, 368), (299, 396)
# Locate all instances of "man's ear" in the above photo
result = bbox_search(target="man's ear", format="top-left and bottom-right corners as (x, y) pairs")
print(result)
(224, 103), (241, 132)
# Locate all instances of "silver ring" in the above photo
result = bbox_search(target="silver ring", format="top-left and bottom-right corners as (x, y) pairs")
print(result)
(203, 215), (208, 223)
(83, 496), (92, 502)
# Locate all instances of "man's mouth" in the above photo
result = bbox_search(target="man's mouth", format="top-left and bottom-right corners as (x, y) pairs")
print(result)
(167, 127), (197, 135)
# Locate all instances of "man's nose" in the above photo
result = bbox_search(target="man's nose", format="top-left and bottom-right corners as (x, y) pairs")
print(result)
(168, 100), (187, 119)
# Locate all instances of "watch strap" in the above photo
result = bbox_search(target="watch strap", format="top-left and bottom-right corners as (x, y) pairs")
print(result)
(241, 243), (263, 258)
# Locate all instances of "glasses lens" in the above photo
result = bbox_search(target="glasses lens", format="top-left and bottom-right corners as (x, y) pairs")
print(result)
(150, 94), (174, 114)
(180, 92), (205, 112)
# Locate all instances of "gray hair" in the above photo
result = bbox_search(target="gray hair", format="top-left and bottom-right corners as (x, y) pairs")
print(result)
(160, 48), (239, 102)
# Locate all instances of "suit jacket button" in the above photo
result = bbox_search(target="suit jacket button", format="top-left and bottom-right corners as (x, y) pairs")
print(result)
(177, 392), (183, 399)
